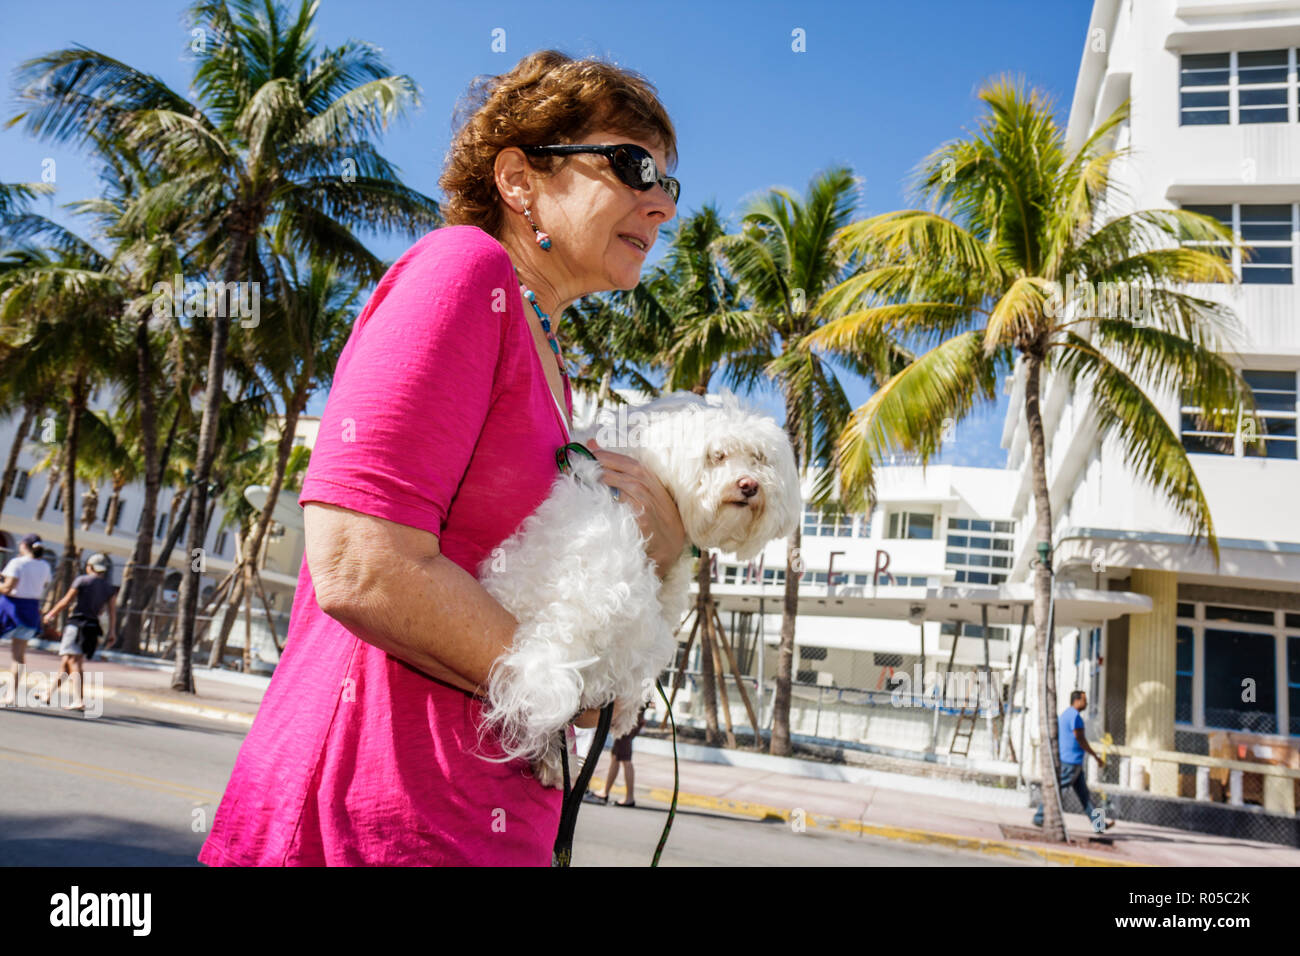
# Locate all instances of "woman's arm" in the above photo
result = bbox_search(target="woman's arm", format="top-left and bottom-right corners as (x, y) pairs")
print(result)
(305, 500), (600, 732)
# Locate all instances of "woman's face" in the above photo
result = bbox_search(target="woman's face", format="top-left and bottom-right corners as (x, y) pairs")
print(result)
(530, 128), (677, 293)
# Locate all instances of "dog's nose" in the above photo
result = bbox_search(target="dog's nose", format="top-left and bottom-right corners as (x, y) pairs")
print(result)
(737, 477), (758, 498)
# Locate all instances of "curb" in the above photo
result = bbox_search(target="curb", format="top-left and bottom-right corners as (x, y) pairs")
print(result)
(589, 777), (1145, 868)
(99, 687), (256, 727)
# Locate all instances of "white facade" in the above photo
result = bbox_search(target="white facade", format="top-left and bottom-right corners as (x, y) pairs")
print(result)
(1003, 0), (1300, 763)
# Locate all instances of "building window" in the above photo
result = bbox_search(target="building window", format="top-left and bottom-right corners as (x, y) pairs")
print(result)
(156, 513), (169, 541)
(799, 646), (828, 662)
(802, 507), (855, 537)
(1289, 633), (1300, 736)
(1237, 49), (1290, 124)
(1204, 629), (1277, 732)
(1177, 603), (1290, 734)
(215, 530), (229, 556)
(1182, 369), (1297, 459)
(102, 496), (113, 521)
(1176, 625), (1194, 723)
(1179, 52), (1230, 125)
(1182, 203), (1296, 286)
(13, 471), (28, 500)
(946, 517), (1014, 585)
(887, 511), (935, 540)
(1180, 49), (1295, 126)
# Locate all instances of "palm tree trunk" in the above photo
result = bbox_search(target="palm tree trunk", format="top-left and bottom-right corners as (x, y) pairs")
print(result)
(104, 476), (125, 536)
(207, 525), (247, 668)
(0, 403), (36, 520)
(121, 403), (175, 654)
(770, 385), (803, 757)
(173, 227), (250, 693)
(34, 451), (62, 522)
(770, 521), (802, 756)
(1024, 352), (1066, 842)
(80, 483), (99, 531)
(58, 375), (87, 605)
(696, 550), (722, 745)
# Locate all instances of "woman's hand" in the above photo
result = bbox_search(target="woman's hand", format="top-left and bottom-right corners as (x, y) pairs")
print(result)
(585, 438), (687, 577)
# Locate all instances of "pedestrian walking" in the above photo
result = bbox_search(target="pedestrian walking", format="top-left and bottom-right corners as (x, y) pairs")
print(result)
(1033, 690), (1113, 832)
(36, 553), (117, 711)
(588, 702), (648, 807)
(0, 534), (53, 706)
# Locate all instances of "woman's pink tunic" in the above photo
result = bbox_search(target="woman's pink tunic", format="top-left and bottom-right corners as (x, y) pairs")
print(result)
(199, 225), (572, 866)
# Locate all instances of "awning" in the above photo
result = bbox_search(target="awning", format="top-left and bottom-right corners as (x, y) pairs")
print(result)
(708, 581), (1151, 628)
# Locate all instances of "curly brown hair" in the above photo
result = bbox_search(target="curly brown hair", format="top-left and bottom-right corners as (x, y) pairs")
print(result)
(439, 50), (678, 239)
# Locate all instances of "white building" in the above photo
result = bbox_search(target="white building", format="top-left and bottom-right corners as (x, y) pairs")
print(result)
(1002, 0), (1300, 815)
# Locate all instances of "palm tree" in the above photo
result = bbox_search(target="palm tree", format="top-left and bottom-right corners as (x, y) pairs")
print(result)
(207, 249), (356, 667)
(713, 169), (906, 757)
(808, 79), (1251, 841)
(0, 239), (127, 598)
(12, 0), (441, 690)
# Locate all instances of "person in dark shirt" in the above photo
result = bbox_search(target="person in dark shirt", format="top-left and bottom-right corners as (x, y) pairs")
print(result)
(38, 553), (117, 711)
(586, 702), (649, 807)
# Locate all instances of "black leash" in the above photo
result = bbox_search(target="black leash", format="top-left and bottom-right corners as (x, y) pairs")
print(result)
(547, 441), (682, 867)
(552, 701), (614, 867)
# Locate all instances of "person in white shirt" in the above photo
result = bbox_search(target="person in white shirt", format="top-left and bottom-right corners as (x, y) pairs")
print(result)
(0, 534), (54, 705)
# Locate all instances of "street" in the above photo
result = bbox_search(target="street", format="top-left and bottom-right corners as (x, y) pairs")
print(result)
(0, 700), (1030, 867)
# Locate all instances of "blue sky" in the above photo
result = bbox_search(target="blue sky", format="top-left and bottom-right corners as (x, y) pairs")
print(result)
(1, 0), (1096, 466)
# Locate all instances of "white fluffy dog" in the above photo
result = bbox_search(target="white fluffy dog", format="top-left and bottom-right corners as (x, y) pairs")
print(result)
(476, 389), (802, 788)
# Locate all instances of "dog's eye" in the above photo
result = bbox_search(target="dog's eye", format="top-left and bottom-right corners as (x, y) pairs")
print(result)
(753, 451), (767, 465)
(710, 449), (727, 463)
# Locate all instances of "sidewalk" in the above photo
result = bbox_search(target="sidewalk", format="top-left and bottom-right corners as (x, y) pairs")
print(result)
(12, 646), (1298, 867)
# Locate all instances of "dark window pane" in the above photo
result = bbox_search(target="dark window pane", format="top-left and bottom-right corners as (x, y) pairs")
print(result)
(1286, 613), (1300, 630)
(1183, 433), (1235, 455)
(1242, 246), (1293, 265)
(1205, 605), (1274, 626)
(991, 555), (1010, 568)
(994, 521), (1015, 533)
(970, 520), (993, 532)
(1181, 90), (1230, 109)
(969, 554), (990, 567)
(1242, 266), (1293, 284)
(1181, 109), (1230, 125)
(1291, 687), (1300, 736)
(1244, 369), (1297, 391)
(945, 551), (964, 565)
(967, 571), (989, 584)
(1289, 635), (1300, 680)
(1180, 52), (1229, 84)
(948, 534), (968, 548)
(992, 539), (1013, 551)
(1176, 675), (1194, 723)
(950, 517), (969, 530)
(1177, 602), (1195, 618)
(1204, 628), (1277, 732)
(1238, 49), (1288, 83)
(1184, 204), (1233, 225)
(970, 537), (991, 550)
(907, 513), (934, 539)
(1239, 87), (1288, 106)
(954, 571), (967, 583)
(1177, 625), (1194, 673)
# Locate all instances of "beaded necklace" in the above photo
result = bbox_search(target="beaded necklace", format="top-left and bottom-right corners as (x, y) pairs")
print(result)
(515, 269), (568, 382)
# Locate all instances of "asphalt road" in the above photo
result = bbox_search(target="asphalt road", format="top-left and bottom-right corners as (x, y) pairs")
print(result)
(0, 700), (1030, 867)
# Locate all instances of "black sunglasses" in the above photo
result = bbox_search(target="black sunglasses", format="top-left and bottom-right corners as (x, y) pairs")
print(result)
(520, 143), (680, 204)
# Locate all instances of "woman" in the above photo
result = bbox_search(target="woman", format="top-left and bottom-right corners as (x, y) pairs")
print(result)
(199, 50), (684, 866)
(0, 534), (53, 706)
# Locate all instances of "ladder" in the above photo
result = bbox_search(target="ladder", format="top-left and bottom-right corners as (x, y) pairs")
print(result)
(950, 707), (979, 757)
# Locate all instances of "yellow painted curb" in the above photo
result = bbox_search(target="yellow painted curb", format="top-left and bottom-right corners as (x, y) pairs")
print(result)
(590, 777), (1146, 867)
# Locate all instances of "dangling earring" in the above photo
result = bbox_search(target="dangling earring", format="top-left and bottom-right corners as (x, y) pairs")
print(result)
(522, 200), (551, 250)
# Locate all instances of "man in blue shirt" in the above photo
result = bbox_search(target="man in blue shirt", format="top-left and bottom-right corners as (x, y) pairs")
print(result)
(1033, 690), (1113, 832)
